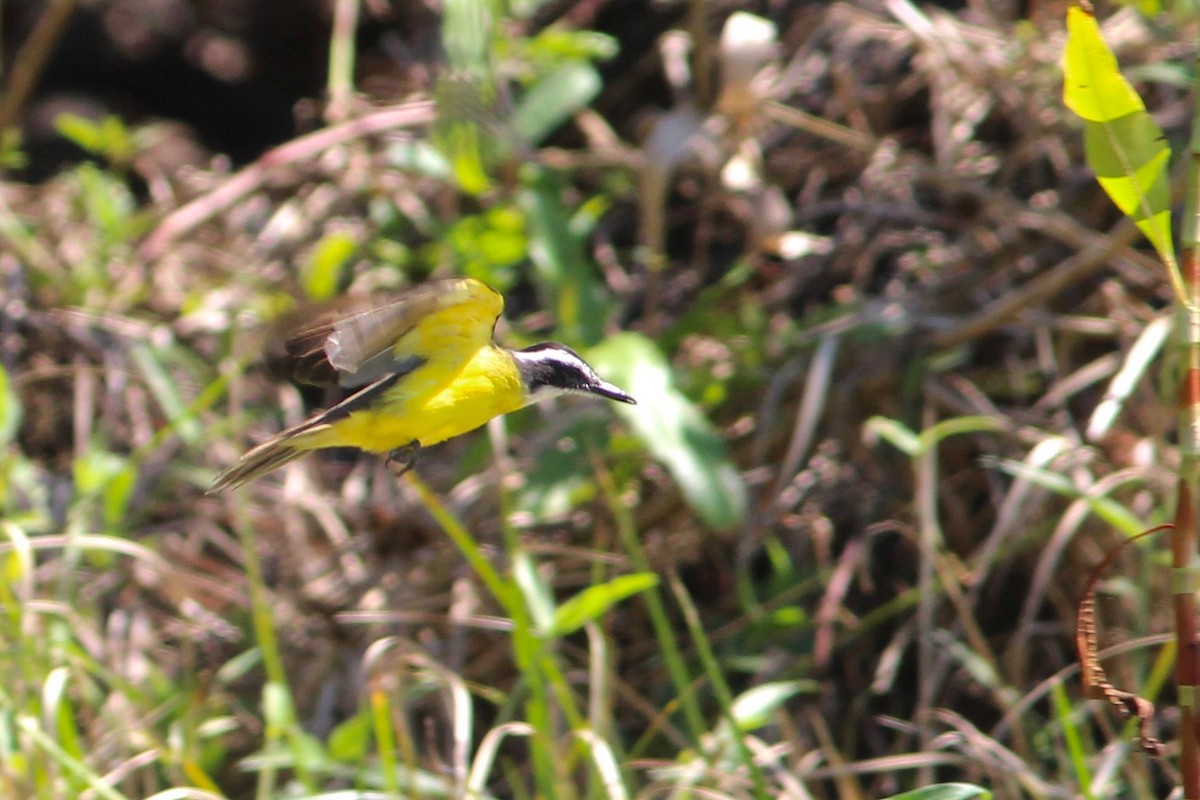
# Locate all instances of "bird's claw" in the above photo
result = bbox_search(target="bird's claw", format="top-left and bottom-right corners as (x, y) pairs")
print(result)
(386, 441), (420, 477)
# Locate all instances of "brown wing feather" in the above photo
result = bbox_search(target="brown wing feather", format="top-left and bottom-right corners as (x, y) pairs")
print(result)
(264, 280), (497, 388)
(263, 296), (374, 387)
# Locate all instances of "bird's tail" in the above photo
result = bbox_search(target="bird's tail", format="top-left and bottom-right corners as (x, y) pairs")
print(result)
(207, 422), (329, 493)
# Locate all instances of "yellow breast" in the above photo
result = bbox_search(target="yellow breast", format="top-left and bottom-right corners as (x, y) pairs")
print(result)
(317, 346), (527, 451)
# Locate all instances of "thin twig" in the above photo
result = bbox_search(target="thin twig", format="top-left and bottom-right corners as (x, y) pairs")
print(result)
(139, 100), (436, 261)
(932, 218), (1142, 350)
(0, 0), (77, 132)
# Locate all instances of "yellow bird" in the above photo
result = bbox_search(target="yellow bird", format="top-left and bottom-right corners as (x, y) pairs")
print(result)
(209, 278), (635, 492)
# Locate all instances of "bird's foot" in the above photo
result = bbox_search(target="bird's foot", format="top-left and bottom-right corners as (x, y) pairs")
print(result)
(386, 441), (420, 477)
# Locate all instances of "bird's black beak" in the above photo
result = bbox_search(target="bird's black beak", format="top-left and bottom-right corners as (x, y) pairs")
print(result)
(589, 378), (636, 405)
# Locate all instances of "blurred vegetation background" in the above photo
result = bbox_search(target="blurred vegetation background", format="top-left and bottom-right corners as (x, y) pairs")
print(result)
(0, 1), (1195, 798)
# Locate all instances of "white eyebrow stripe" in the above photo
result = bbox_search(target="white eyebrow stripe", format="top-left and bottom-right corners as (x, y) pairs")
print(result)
(529, 347), (589, 367)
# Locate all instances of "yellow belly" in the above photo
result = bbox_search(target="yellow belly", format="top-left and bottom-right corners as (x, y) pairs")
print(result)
(307, 346), (527, 452)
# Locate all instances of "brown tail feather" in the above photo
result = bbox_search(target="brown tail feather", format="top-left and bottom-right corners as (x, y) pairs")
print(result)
(208, 371), (402, 493)
(207, 424), (329, 493)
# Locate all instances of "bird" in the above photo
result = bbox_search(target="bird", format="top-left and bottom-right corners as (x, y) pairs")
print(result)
(208, 278), (636, 492)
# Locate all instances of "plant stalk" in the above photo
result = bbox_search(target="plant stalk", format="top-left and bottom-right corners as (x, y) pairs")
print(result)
(1176, 252), (1200, 799)
(1176, 67), (1200, 797)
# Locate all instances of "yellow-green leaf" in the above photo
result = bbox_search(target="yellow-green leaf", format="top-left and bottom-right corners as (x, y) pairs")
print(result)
(1063, 8), (1144, 122)
(1063, 5), (1174, 266)
(550, 573), (659, 636)
(304, 232), (356, 302)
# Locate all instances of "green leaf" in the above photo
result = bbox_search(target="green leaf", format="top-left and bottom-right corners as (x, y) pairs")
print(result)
(42, 666), (71, 736)
(514, 415), (608, 522)
(512, 60), (602, 144)
(383, 139), (452, 179)
(442, 0), (492, 73)
(439, 204), (528, 289)
(129, 341), (202, 445)
(76, 163), (136, 247)
(1062, 9), (1145, 122)
(327, 710), (373, 761)
(303, 231), (357, 301)
(524, 29), (619, 63)
(477, 206), (528, 265)
(73, 449), (127, 496)
(513, 551), (555, 633)
(0, 364), (22, 446)
(434, 70), (507, 195)
(54, 113), (134, 164)
(727, 681), (804, 732)
(102, 464), (137, 529)
(989, 456), (1146, 536)
(881, 785), (992, 800)
(439, 116), (493, 195)
(1116, 0), (1162, 18)
(262, 681), (297, 736)
(550, 572), (659, 635)
(215, 648), (263, 684)
(863, 416), (920, 456)
(55, 113), (105, 155)
(0, 128), (27, 170)
(1, 519), (34, 596)
(1084, 112), (1170, 207)
(436, 0), (507, 194)
(1084, 114), (1172, 253)
(520, 167), (607, 344)
(588, 333), (747, 529)
(53, 688), (84, 762)
(1062, 6), (1174, 265)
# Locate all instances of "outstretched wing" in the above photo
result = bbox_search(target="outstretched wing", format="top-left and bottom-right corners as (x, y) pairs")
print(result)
(266, 278), (504, 389)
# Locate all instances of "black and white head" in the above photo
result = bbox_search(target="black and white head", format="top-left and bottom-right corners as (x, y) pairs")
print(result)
(511, 343), (636, 406)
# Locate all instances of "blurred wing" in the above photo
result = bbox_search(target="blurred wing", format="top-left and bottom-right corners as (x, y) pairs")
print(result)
(267, 278), (503, 389)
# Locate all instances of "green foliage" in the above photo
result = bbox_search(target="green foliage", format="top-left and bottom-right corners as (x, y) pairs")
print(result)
(54, 113), (135, 167)
(433, 0), (617, 192)
(1116, 0), (1161, 14)
(405, 475), (657, 796)
(434, 87), (498, 196)
(866, 415), (1003, 459)
(435, 0), (503, 194)
(72, 449), (135, 532)
(129, 340), (204, 446)
(729, 534), (819, 662)
(18, 157), (145, 306)
(549, 572), (658, 635)
(0, 128), (27, 170)
(511, 60), (602, 145)
(882, 786), (992, 800)
(71, 164), (140, 295)
(520, 166), (609, 345)
(427, 203), (528, 290)
(0, 526), (213, 799)
(1063, 7), (1175, 273)
(504, 28), (618, 73)
(989, 454), (1150, 536)
(441, 0), (494, 74)
(590, 332), (748, 530)
(723, 681), (806, 732)
(513, 416), (611, 521)
(302, 231), (357, 301)
(325, 709), (373, 762)
(0, 365), (21, 447)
